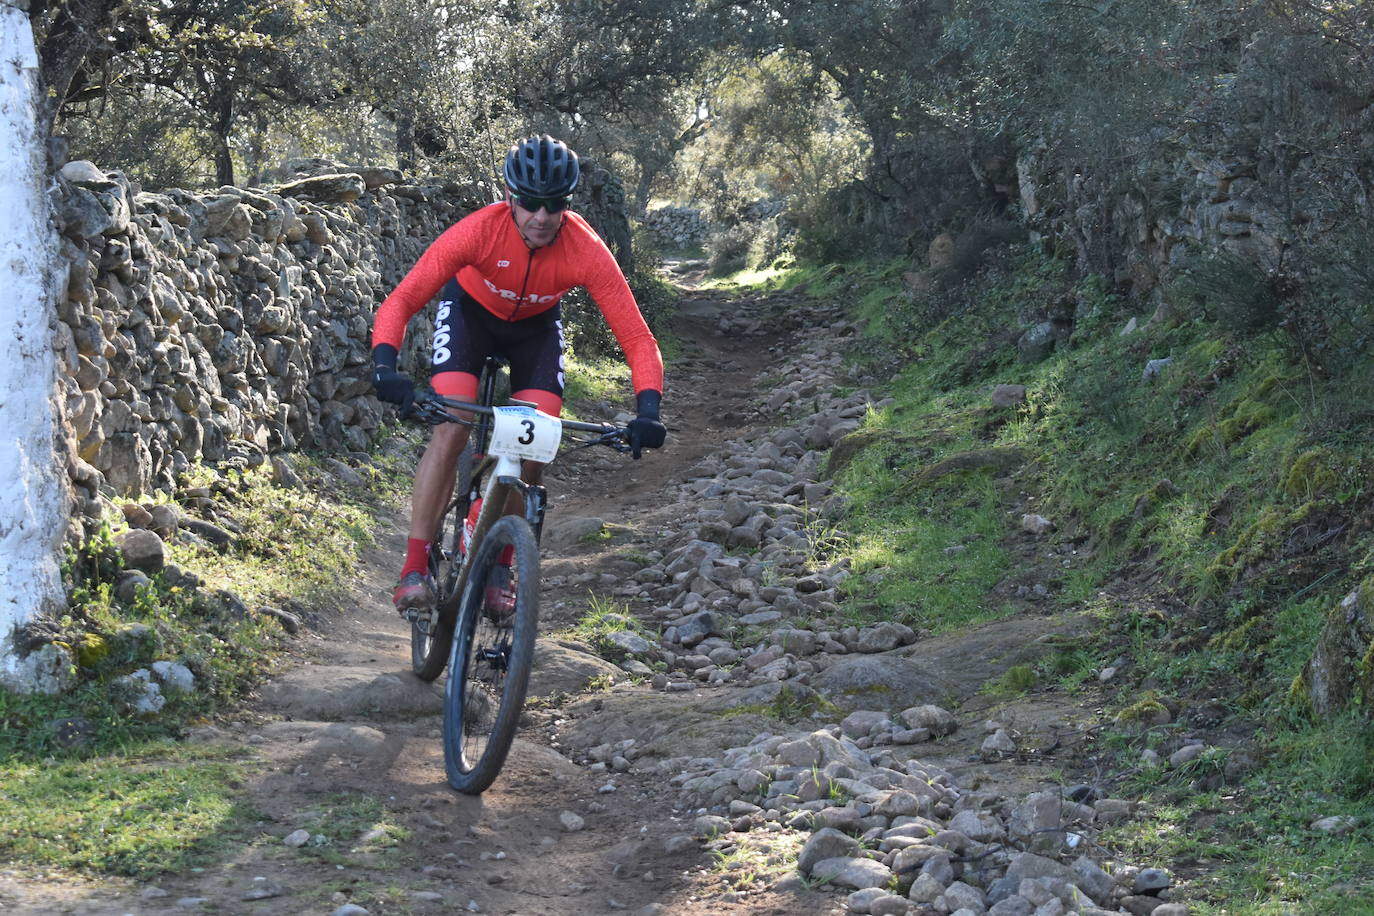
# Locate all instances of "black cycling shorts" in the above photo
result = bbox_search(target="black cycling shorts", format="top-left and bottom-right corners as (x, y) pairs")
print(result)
(430, 278), (566, 397)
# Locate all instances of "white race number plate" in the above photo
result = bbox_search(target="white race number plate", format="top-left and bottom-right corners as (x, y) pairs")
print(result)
(489, 405), (562, 463)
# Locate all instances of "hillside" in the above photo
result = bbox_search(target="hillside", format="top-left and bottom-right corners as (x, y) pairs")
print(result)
(2, 250), (1370, 914)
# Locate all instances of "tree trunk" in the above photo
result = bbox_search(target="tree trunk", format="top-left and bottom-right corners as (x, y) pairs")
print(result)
(211, 89), (236, 186)
(0, 3), (70, 690)
(396, 109), (416, 174)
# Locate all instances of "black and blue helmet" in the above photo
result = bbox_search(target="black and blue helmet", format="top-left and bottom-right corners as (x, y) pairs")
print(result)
(503, 135), (580, 197)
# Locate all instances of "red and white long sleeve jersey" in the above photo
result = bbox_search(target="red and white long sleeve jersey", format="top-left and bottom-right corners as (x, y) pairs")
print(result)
(372, 203), (664, 394)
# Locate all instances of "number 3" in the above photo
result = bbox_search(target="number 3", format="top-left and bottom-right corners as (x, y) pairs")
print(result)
(518, 420), (535, 444)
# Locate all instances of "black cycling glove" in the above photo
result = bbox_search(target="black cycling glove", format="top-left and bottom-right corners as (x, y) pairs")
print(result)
(628, 389), (666, 459)
(371, 344), (415, 415)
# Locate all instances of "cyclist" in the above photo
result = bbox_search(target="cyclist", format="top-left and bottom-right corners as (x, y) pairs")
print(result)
(370, 135), (667, 613)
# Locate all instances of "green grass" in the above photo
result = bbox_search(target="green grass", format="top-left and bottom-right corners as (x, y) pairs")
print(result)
(796, 243), (1374, 910)
(166, 459), (378, 613)
(263, 792), (410, 867)
(0, 448), (413, 879)
(0, 741), (260, 877)
(831, 433), (1014, 631)
(1106, 716), (1374, 914)
(549, 593), (658, 661)
(720, 685), (839, 722)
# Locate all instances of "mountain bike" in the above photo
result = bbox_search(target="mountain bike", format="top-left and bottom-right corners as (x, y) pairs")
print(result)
(404, 357), (633, 793)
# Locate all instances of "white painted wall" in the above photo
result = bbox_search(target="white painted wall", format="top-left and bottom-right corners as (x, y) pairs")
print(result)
(0, 3), (68, 687)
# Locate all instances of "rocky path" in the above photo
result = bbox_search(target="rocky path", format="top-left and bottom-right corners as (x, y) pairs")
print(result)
(7, 287), (1187, 916)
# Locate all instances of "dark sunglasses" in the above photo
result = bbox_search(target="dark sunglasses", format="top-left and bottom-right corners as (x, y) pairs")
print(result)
(510, 193), (570, 213)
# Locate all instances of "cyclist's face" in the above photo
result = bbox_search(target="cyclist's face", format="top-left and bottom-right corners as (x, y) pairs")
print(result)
(508, 193), (564, 248)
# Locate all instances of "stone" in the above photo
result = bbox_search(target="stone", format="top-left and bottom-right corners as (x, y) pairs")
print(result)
(182, 518), (234, 548)
(1018, 322), (1057, 362)
(1121, 895), (1166, 915)
(870, 893), (913, 915)
(693, 815), (730, 838)
(663, 834), (696, 855)
(559, 811), (586, 832)
(545, 515), (606, 549)
(260, 606), (303, 635)
(1142, 357), (1172, 382)
(875, 790), (924, 818)
(841, 710), (893, 738)
(1021, 514), (1053, 535)
(856, 622), (913, 653)
(1310, 815), (1357, 834)
(981, 729), (1017, 758)
(907, 872), (945, 903)
(117, 528), (166, 573)
(675, 610), (726, 648)
(947, 809), (1004, 843)
(151, 660), (195, 693)
(605, 630), (655, 656)
(283, 829), (311, 847)
(899, 704), (957, 736)
(276, 173), (367, 202)
(1300, 585), (1374, 717)
(1004, 853), (1073, 885)
(920, 853), (955, 887)
(1133, 867), (1171, 895)
(1168, 743), (1206, 767)
(148, 504), (180, 539)
(808, 856), (893, 890)
(117, 670), (165, 715)
(813, 655), (950, 713)
(1094, 798), (1132, 822)
(1071, 855), (1114, 904)
(989, 896), (1034, 916)
(939, 881), (987, 912)
(115, 570), (152, 603)
(798, 827), (861, 874)
(991, 384), (1028, 407)
(846, 887), (890, 914)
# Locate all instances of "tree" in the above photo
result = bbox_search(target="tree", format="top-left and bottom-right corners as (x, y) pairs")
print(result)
(0, 1), (69, 691)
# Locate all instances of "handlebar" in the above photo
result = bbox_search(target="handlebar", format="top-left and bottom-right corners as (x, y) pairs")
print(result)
(407, 389), (634, 454)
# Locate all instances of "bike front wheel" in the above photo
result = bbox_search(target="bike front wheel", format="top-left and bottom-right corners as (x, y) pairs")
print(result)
(443, 514), (539, 794)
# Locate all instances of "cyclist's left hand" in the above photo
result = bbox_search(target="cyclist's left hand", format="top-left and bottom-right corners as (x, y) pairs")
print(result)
(629, 416), (666, 459)
(629, 389), (666, 459)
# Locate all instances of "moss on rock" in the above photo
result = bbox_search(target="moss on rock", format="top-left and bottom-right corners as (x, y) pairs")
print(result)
(1283, 448), (1338, 500)
(900, 447), (1028, 493)
(1298, 578), (1374, 718)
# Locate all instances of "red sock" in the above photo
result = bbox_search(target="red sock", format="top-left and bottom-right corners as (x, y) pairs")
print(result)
(401, 538), (432, 578)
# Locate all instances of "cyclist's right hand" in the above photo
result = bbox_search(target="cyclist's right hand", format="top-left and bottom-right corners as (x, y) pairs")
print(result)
(373, 365), (416, 415)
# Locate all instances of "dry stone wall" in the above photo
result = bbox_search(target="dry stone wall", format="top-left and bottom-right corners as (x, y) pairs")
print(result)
(50, 161), (485, 531)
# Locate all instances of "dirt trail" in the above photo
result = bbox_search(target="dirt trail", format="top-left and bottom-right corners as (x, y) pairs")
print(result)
(5, 286), (1103, 916)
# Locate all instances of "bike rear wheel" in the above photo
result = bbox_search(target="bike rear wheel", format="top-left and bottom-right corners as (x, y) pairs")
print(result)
(443, 514), (539, 794)
(411, 443), (474, 680)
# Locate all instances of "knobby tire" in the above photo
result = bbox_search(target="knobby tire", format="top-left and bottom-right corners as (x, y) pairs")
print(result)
(443, 514), (539, 794)
(410, 443), (474, 680)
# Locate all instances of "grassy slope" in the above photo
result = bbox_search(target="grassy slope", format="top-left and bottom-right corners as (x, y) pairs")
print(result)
(749, 250), (1374, 914)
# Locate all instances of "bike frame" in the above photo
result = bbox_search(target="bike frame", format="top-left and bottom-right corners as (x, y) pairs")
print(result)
(414, 357), (620, 632)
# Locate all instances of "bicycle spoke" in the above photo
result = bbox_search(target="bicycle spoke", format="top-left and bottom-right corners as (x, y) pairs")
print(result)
(444, 515), (539, 794)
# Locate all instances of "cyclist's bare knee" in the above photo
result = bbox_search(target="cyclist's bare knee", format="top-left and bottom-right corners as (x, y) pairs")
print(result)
(520, 460), (545, 486)
(428, 421), (470, 460)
